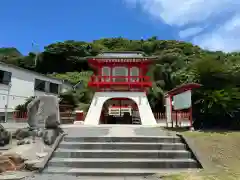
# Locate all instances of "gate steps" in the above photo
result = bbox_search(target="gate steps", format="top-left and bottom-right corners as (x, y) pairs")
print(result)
(43, 131), (201, 176)
(44, 167), (199, 176)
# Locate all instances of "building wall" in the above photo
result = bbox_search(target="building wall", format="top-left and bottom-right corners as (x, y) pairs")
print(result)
(0, 64), (71, 113)
(84, 92), (156, 125)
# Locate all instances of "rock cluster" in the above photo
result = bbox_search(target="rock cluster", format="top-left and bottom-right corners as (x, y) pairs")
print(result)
(0, 95), (64, 174)
(0, 124), (11, 146)
(0, 153), (25, 173)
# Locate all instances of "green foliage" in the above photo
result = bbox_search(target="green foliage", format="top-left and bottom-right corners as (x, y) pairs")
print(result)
(59, 88), (93, 112)
(50, 71), (93, 85)
(0, 47), (22, 58)
(2, 37), (240, 129)
(15, 96), (35, 112)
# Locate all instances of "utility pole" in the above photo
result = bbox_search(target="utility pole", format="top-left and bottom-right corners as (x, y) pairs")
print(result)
(4, 82), (12, 123)
(32, 41), (40, 67)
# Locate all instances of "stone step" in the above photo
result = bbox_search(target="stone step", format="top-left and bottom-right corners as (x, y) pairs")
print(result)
(63, 136), (181, 143)
(58, 142), (186, 150)
(47, 158), (198, 169)
(54, 149), (192, 159)
(44, 167), (200, 176)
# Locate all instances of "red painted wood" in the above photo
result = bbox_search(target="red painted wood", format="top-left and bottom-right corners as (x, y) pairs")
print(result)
(165, 83), (201, 96)
(87, 55), (153, 92)
(164, 83), (201, 128)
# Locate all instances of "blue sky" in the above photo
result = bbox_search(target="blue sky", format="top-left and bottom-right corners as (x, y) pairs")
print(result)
(1, 0), (240, 55)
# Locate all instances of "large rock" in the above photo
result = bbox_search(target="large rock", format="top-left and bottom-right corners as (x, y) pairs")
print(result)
(27, 96), (60, 129)
(0, 124), (11, 146)
(13, 128), (31, 140)
(42, 129), (59, 146)
(0, 153), (25, 173)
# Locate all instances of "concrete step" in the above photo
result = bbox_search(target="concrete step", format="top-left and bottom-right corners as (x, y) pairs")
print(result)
(53, 149), (192, 159)
(44, 167), (200, 176)
(47, 158), (199, 169)
(58, 142), (186, 150)
(63, 136), (181, 143)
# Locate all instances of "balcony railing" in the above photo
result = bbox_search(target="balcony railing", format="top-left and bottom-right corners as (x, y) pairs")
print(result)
(88, 75), (152, 88)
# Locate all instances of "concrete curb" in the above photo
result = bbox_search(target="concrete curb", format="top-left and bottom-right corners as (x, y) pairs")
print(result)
(177, 133), (204, 169)
(34, 132), (66, 172)
(0, 171), (34, 180)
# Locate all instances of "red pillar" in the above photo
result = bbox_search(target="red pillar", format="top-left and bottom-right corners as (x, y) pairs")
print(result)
(189, 106), (193, 128)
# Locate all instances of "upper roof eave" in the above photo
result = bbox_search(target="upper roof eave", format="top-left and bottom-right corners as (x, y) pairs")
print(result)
(165, 83), (202, 96)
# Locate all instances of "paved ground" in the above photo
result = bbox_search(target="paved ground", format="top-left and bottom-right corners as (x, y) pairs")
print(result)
(63, 127), (110, 137)
(0, 171), (161, 180)
(62, 125), (175, 137)
(25, 174), (161, 180)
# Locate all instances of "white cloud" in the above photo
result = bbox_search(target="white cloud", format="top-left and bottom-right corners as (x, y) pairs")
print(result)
(194, 15), (240, 52)
(179, 27), (204, 39)
(124, 0), (240, 52)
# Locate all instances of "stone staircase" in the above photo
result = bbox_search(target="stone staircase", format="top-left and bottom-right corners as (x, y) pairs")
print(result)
(43, 134), (200, 176)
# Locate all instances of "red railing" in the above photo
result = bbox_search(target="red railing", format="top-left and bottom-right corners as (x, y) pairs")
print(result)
(12, 111), (76, 124)
(154, 112), (190, 121)
(88, 76), (152, 87)
(12, 111), (190, 126)
(154, 112), (191, 127)
(13, 111), (28, 120)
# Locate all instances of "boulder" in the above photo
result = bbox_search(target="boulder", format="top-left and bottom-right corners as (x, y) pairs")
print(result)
(17, 139), (30, 146)
(42, 129), (59, 146)
(27, 95), (60, 129)
(0, 157), (16, 172)
(3, 153), (25, 165)
(45, 114), (60, 129)
(14, 128), (31, 140)
(0, 124), (11, 146)
(0, 153), (25, 173)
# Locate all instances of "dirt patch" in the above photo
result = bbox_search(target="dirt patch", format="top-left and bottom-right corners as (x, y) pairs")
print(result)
(161, 131), (240, 180)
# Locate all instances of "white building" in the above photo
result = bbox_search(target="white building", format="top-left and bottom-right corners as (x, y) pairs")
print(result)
(0, 62), (73, 115)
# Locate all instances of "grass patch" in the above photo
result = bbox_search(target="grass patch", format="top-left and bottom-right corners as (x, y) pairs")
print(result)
(162, 131), (240, 180)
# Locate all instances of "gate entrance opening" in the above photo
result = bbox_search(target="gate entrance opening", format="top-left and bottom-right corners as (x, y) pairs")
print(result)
(100, 98), (141, 125)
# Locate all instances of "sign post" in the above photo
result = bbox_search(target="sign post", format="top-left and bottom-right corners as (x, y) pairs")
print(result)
(165, 83), (201, 129)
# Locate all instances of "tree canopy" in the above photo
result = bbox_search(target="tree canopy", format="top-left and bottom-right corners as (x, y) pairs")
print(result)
(1, 37), (239, 129)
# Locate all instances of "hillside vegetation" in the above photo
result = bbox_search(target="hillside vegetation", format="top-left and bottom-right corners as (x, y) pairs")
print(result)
(0, 37), (239, 129)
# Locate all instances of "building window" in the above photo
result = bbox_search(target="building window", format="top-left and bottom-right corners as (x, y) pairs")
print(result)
(49, 83), (59, 94)
(101, 67), (110, 82)
(130, 67), (139, 82)
(34, 79), (46, 91)
(0, 70), (12, 85)
(113, 67), (127, 82)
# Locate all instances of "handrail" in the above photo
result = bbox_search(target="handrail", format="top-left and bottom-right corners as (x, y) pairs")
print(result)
(89, 75), (151, 82)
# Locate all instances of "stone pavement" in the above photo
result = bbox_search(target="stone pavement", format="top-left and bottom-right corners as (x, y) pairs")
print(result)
(62, 125), (176, 137)
(25, 174), (162, 180)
